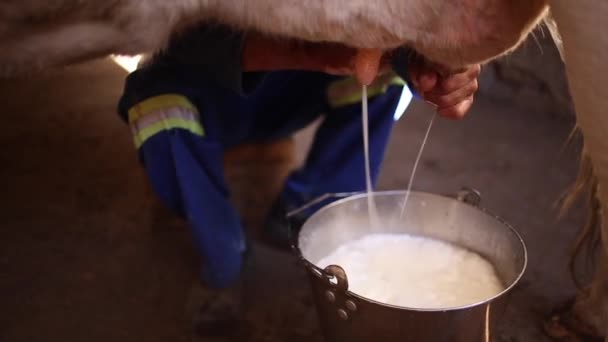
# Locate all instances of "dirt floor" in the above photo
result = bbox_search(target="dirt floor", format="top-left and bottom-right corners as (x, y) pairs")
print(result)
(0, 57), (586, 341)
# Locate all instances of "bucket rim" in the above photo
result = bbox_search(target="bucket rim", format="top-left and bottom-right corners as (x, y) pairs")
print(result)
(291, 189), (528, 312)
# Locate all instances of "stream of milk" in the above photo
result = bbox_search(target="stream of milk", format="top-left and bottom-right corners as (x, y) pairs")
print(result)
(361, 85), (435, 225)
(361, 86), (380, 229)
(354, 87), (503, 309)
(316, 233), (505, 308)
(399, 112), (436, 217)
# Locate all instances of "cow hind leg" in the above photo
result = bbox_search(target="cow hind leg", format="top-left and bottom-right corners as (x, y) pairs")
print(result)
(550, 148), (606, 340)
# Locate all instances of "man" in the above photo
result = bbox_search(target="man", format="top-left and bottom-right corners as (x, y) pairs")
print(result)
(117, 22), (480, 304)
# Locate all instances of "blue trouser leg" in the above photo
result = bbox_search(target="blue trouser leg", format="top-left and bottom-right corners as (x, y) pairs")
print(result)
(139, 130), (246, 289)
(280, 85), (404, 212)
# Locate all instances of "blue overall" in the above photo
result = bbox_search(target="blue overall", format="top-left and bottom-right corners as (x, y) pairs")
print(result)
(117, 31), (413, 289)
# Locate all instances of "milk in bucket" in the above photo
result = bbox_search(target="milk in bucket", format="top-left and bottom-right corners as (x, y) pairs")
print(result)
(315, 233), (505, 309)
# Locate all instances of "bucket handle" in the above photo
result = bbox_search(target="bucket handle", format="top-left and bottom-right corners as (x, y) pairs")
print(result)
(324, 264), (349, 292)
(286, 191), (365, 219)
(288, 188), (481, 219)
(322, 264), (359, 321)
(455, 187), (482, 207)
(287, 191), (363, 254)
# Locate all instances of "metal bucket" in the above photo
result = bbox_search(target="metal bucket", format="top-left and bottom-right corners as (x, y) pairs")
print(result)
(292, 189), (527, 342)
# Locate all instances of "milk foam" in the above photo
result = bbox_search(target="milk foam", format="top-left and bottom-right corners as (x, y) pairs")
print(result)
(316, 233), (505, 309)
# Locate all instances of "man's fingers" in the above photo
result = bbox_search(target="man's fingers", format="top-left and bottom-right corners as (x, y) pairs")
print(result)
(410, 63), (480, 119)
(424, 79), (478, 108)
(414, 71), (438, 93)
(429, 64), (481, 95)
(437, 96), (474, 119)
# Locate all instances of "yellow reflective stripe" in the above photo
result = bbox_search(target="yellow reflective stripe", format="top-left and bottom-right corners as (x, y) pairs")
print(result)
(132, 117), (204, 149)
(389, 76), (406, 87)
(127, 94), (204, 149)
(133, 107), (199, 131)
(327, 74), (406, 108)
(127, 94), (198, 122)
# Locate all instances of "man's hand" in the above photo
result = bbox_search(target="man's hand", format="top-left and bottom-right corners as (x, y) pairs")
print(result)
(409, 62), (481, 119)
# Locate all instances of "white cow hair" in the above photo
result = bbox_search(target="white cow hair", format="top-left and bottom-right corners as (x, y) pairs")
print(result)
(543, 13), (565, 60)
